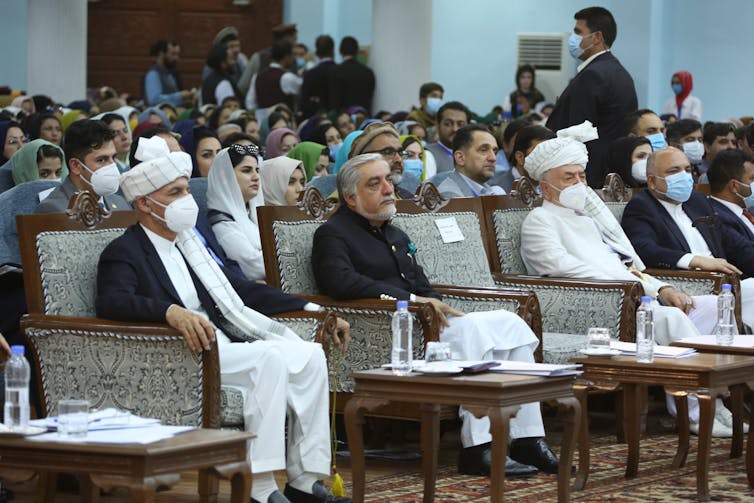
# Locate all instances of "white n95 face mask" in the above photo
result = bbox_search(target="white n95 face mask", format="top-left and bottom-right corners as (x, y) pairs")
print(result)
(631, 159), (648, 183)
(550, 181), (587, 212)
(80, 161), (121, 196)
(147, 194), (199, 232)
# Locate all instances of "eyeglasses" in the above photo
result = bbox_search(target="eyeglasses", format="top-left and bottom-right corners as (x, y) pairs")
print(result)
(6, 136), (28, 146)
(229, 143), (260, 157)
(370, 147), (408, 160)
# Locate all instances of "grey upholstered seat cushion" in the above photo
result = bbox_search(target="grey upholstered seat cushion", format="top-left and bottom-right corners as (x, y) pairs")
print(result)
(391, 212), (495, 288)
(491, 208), (530, 275)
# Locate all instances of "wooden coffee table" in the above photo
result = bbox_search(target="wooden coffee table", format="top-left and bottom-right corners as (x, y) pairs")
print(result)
(0, 428), (253, 503)
(344, 369), (581, 503)
(571, 353), (754, 501)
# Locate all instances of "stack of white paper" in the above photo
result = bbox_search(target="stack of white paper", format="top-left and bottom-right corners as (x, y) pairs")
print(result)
(610, 341), (697, 359)
(488, 360), (582, 377)
(676, 335), (754, 348)
(27, 408), (195, 444)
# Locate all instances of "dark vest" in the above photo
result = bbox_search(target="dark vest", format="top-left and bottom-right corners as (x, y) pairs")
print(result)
(255, 66), (292, 109)
(142, 63), (179, 106)
(201, 70), (240, 106)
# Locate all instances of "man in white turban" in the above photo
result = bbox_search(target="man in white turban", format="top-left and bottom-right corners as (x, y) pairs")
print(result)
(95, 136), (352, 503)
(520, 122), (733, 437)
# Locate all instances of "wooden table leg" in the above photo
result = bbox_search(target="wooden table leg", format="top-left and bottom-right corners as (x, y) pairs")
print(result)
(80, 474), (101, 503)
(623, 383), (642, 478)
(198, 467), (220, 503)
(466, 404), (520, 503)
(730, 384), (745, 459)
(129, 487), (156, 503)
(670, 391), (689, 468)
(572, 384), (590, 491)
(344, 396), (389, 503)
(228, 466), (252, 503)
(696, 391), (716, 502)
(35, 471), (58, 503)
(419, 403), (441, 503)
(555, 396), (580, 503)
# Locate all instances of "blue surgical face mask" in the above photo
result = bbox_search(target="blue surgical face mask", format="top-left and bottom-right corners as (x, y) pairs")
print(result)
(403, 159), (424, 179)
(734, 180), (754, 208)
(682, 141), (704, 164)
(645, 132), (668, 151)
(672, 83), (683, 95)
(568, 33), (584, 59)
(657, 171), (693, 203)
(328, 142), (343, 160)
(296, 57), (305, 69)
(425, 97), (443, 116)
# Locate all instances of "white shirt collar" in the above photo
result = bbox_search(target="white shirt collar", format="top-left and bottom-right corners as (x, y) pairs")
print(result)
(657, 197), (684, 216)
(710, 196), (744, 216)
(578, 50), (608, 72)
(141, 223), (176, 255)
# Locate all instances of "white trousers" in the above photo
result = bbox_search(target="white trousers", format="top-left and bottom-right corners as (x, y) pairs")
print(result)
(218, 335), (331, 479)
(652, 294), (717, 345)
(741, 278), (754, 330)
(440, 310), (544, 447)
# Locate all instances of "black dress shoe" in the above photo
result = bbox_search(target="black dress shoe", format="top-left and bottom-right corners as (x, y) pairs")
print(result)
(509, 437), (560, 474)
(283, 481), (352, 503)
(458, 442), (538, 478)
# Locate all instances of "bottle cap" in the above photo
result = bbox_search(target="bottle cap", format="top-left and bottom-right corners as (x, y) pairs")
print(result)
(10, 345), (24, 356)
(641, 296), (652, 303)
(396, 300), (408, 309)
(722, 283), (732, 291)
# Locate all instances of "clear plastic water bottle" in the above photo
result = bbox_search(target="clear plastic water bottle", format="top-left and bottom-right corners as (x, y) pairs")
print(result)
(391, 300), (413, 376)
(4, 345), (30, 431)
(636, 296), (654, 363)
(716, 284), (737, 345)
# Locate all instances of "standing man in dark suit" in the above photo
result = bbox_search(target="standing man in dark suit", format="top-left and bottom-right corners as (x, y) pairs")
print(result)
(300, 35), (336, 120)
(35, 120), (129, 214)
(546, 6), (638, 188)
(331, 36), (375, 114)
(621, 147), (754, 329)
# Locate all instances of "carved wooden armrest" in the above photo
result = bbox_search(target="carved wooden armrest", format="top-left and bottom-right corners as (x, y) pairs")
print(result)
(292, 294), (441, 345)
(432, 284), (544, 362)
(272, 309), (337, 350)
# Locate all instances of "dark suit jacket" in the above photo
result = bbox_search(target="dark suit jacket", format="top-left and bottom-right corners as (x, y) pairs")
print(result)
(331, 59), (375, 112)
(35, 178), (130, 214)
(312, 205), (441, 301)
(710, 198), (754, 241)
(95, 224), (307, 339)
(546, 52), (638, 188)
(301, 59), (336, 119)
(621, 190), (754, 278)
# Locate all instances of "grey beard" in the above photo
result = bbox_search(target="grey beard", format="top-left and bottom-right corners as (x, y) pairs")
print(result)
(356, 205), (396, 223)
(391, 173), (403, 186)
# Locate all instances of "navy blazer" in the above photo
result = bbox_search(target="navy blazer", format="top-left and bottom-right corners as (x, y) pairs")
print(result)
(312, 205), (441, 301)
(546, 52), (638, 188)
(95, 224), (307, 337)
(622, 190), (754, 278)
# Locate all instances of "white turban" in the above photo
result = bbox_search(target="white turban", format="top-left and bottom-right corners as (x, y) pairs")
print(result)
(524, 120), (598, 181)
(120, 136), (192, 202)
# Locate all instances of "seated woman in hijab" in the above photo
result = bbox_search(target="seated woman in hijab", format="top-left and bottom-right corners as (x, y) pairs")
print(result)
(287, 141), (328, 179)
(10, 139), (67, 200)
(604, 136), (652, 188)
(206, 143), (266, 281)
(265, 127), (300, 158)
(22, 112), (63, 146)
(261, 156), (307, 206)
(178, 123), (222, 177)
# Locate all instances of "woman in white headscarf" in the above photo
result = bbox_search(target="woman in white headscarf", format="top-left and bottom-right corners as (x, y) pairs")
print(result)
(260, 155), (307, 206)
(206, 143), (266, 281)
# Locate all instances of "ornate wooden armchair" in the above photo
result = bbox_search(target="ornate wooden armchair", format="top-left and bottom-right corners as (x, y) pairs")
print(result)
(257, 188), (440, 397)
(17, 191), (335, 432)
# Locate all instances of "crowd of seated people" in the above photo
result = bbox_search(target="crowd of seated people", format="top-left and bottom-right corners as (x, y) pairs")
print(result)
(2, 10), (754, 501)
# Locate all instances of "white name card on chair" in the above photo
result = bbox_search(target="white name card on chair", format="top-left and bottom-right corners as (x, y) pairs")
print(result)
(434, 216), (465, 243)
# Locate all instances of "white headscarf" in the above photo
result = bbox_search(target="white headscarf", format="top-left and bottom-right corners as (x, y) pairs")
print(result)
(260, 156), (306, 206)
(206, 148), (264, 250)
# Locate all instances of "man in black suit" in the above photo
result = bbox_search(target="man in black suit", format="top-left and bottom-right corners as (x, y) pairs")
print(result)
(300, 35), (336, 119)
(331, 36), (375, 113)
(95, 144), (350, 503)
(312, 153), (563, 479)
(546, 6), (638, 188)
(621, 147), (753, 329)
